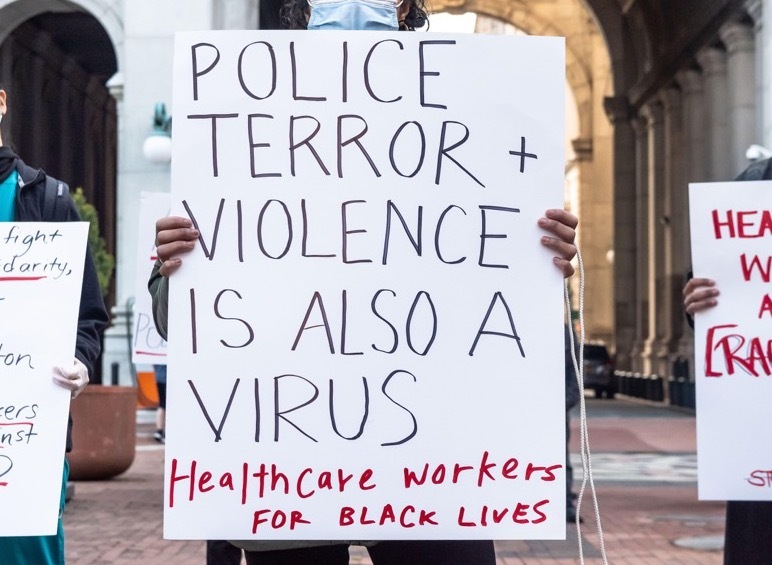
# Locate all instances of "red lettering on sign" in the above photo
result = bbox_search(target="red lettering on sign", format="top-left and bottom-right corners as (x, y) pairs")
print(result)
(705, 324), (772, 377)
(457, 499), (550, 526)
(746, 470), (772, 487)
(252, 509), (310, 533)
(712, 209), (772, 239)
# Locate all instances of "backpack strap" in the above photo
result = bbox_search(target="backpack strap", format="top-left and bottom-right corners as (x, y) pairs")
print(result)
(42, 175), (71, 222)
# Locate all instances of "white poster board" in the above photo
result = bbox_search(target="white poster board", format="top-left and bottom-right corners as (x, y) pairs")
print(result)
(166, 30), (567, 541)
(0, 221), (88, 535)
(132, 191), (170, 364)
(689, 181), (772, 500)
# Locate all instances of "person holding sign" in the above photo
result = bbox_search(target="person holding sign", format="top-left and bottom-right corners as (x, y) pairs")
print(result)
(683, 156), (772, 565)
(151, 0), (577, 563)
(149, 206), (577, 565)
(0, 85), (109, 564)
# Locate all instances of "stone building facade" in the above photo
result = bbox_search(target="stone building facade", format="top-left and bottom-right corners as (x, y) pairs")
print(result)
(0, 0), (766, 383)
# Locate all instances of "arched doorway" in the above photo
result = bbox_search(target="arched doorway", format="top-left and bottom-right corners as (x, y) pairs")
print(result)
(0, 5), (118, 311)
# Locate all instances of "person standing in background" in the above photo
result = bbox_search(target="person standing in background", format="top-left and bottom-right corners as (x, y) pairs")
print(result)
(147, 0), (579, 561)
(565, 323), (582, 523)
(152, 364), (167, 443)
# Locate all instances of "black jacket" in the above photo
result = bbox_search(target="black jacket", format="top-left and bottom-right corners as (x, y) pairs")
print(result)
(14, 159), (110, 451)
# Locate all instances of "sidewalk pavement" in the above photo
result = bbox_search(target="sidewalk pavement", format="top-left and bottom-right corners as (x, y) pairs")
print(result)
(63, 396), (726, 564)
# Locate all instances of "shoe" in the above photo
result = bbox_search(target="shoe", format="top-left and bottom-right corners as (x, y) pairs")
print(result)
(153, 429), (165, 444)
(566, 507), (583, 523)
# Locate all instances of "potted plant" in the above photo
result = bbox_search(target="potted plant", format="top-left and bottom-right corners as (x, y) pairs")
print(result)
(67, 188), (137, 480)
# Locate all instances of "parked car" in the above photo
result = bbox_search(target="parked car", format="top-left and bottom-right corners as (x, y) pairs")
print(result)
(583, 342), (616, 399)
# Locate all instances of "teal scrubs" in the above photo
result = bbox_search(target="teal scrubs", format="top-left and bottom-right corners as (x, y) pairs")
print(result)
(0, 169), (69, 563)
(0, 169), (16, 220)
(0, 461), (69, 564)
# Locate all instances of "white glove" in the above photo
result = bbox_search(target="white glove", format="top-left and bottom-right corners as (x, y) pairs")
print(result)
(52, 358), (90, 398)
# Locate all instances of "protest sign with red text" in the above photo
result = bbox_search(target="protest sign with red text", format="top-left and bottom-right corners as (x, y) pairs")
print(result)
(689, 181), (772, 500)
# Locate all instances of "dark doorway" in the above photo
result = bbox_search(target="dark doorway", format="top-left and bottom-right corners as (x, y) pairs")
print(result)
(0, 10), (118, 309)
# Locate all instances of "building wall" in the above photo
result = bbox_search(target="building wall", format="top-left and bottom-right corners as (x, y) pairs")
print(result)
(0, 0), (768, 384)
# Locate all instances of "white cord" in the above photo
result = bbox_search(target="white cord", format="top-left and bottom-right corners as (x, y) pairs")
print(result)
(564, 247), (609, 564)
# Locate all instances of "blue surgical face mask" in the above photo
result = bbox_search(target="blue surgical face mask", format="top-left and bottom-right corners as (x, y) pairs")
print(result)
(307, 0), (400, 31)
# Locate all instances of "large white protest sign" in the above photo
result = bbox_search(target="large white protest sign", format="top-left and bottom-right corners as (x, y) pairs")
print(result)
(166, 30), (566, 541)
(689, 181), (772, 500)
(132, 191), (170, 364)
(0, 221), (88, 535)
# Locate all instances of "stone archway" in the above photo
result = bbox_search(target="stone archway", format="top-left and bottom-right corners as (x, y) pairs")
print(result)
(431, 0), (618, 345)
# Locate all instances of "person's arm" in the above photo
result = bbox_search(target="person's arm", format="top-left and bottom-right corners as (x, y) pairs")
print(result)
(148, 216), (199, 338)
(539, 208), (577, 278)
(53, 197), (109, 397)
(683, 277), (719, 315)
(148, 259), (169, 341)
(683, 276), (719, 329)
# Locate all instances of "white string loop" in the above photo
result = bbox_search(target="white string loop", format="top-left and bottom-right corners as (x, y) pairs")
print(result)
(564, 247), (608, 564)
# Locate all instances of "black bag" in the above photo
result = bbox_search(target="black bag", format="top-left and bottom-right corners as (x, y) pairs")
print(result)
(42, 175), (71, 222)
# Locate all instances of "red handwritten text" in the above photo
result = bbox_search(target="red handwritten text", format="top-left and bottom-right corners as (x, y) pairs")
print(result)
(457, 500), (549, 526)
(252, 509), (310, 532)
(168, 459), (376, 507)
(746, 470), (772, 487)
(339, 504), (438, 527)
(740, 253), (772, 282)
(712, 209), (772, 239)
(403, 450), (561, 489)
(705, 324), (772, 377)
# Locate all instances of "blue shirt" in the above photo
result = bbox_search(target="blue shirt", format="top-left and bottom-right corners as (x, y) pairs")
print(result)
(0, 169), (17, 221)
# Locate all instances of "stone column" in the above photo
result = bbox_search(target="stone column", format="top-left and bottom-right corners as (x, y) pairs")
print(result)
(603, 96), (636, 371)
(745, 0), (765, 146)
(629, 115), (649, 373)
(674, 69), (706, 371)
(696, 47), (730, 181)
(572, 135), (607, 340)
(720, 21), (757, 176)
(640, 101), (665, 375)
(659, 87), (686, 376)
(30, 38), (49, 163)
(758, 0), (772, 148)
(0, 37), (13, 88)
(676, 69), (708, 184)
(59, 61), (78, 184)
(101, 72), (127, 386)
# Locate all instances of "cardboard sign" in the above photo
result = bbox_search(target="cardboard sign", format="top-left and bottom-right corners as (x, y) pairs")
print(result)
(165, 30), (567, 541)
(689, 181), (772, 500)
(132, 192), (170, 364)
(0, 221), (88, 535)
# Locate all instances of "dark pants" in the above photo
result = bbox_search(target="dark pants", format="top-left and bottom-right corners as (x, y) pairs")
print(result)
(241, 541), (497, 565)
(723, 501), (772, 565)
(207, 540), (243, 565)
(566, 415), (576, 511)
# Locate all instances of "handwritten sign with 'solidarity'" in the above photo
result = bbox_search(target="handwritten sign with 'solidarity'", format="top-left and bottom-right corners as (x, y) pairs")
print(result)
(166, 30), (567, 541)
(0, 221), (88, 535)
(689, 181), (772, 500)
